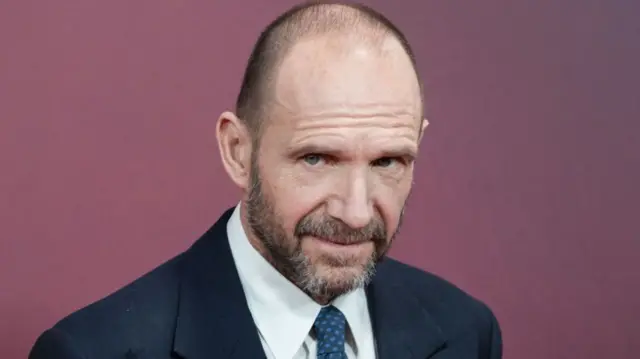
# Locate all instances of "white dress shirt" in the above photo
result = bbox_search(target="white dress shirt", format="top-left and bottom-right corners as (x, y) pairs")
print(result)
(227, 204), (377, 359)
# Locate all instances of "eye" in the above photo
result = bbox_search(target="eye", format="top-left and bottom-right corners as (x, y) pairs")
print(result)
(301, 153), (325, 166)
(372, 157), (400, 168)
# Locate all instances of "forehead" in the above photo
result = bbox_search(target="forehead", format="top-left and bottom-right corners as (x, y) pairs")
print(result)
(270, 34), (423, 126)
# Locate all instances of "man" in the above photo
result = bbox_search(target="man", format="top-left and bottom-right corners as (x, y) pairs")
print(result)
(30, 2), (502, 358)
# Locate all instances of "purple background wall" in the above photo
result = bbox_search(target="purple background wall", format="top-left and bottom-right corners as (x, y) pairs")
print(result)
(1, 1), (638, 358)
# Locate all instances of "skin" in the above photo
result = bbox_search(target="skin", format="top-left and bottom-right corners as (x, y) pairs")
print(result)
(216, 32), (428, 304)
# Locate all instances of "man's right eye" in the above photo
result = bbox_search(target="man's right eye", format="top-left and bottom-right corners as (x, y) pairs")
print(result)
(301, 154), (324, 166)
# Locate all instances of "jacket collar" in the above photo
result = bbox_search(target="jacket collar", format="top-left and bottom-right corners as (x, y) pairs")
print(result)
(367, 259), (448, 358)
(173, 208), (267, 359)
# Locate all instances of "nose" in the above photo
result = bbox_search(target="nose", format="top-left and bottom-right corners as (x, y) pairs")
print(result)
(326, 169), (374, 229)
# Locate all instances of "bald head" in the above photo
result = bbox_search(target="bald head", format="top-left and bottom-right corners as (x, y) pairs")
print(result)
(235, 1), (422, 138)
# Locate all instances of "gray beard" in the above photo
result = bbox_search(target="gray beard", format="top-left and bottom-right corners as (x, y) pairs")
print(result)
(244, 154), (405, 302)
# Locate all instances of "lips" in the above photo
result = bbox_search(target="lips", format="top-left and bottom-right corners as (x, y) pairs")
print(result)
(313, 236), (367, 246)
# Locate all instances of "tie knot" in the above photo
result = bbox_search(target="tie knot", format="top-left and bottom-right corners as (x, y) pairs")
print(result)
(313, 306), (347, 355)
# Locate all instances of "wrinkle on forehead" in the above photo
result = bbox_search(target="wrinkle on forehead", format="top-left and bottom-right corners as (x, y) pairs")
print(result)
(289, 120), (420, 146)
(269, 99), (422, 136)
(284, 107), (421, 153)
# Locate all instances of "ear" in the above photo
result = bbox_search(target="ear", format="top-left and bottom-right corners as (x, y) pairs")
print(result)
(418, 117), (429, 142)
(216, 111), (252, 190)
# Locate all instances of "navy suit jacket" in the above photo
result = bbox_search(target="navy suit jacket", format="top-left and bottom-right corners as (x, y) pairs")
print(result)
(30, 208), (502, 359)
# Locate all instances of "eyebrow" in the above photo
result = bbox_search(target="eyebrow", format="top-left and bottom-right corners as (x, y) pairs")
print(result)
(287, 143), (418, 160)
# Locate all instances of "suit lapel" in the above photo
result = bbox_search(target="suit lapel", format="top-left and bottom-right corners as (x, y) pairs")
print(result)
(366, 260), (448, 359)
(172, 208), (267, 359)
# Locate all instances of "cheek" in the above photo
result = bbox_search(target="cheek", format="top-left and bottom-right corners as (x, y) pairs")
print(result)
(265, 170), (330, 233)
(373, 176), (412, 232)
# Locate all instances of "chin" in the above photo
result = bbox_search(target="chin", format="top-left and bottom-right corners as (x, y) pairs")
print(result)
(312, 262), (374, 291)
(296, 247), (377, 297)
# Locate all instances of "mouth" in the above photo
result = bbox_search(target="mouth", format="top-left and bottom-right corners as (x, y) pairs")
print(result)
(307, 236), (370, 248)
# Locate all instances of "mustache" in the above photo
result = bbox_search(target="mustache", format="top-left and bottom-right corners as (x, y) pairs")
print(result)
(294, 215), (387, 245)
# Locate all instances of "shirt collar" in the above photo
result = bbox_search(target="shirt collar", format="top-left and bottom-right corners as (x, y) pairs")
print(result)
(227, 203), (371, 358)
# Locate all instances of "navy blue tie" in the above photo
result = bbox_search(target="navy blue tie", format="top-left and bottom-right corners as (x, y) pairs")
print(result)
(314, 305), (348, 359)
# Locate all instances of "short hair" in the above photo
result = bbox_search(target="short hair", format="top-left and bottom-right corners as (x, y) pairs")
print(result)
(235, 1), (422, 138)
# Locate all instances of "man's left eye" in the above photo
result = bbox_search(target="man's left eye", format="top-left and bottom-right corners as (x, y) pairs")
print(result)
(372, 157), (398, 168)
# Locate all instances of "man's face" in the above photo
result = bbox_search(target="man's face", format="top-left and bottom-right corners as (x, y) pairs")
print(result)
(244, 35), (424, 301)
